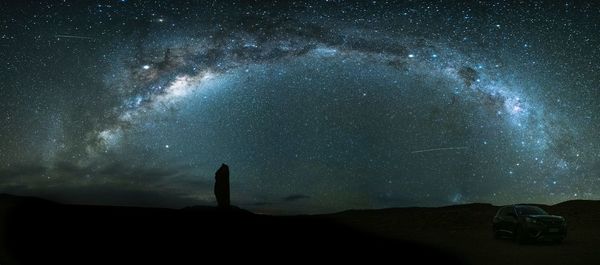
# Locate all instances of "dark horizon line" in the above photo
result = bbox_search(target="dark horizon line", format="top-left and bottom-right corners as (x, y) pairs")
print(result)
(1, 192), (596, 216)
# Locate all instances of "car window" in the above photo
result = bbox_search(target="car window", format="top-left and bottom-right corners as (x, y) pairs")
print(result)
(497, 207), (511, 217)
(516, 206), (547, 215)
(495, 207), (503, 217)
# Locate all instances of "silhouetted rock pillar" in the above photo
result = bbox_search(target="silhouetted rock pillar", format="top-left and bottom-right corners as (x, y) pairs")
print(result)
(214, 163), (230, 208)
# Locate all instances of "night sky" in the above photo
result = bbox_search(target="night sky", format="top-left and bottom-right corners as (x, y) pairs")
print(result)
(0, 0), (598, 214)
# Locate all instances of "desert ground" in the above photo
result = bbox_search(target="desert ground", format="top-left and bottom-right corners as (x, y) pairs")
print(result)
(1, 194), (599, 264)
(326, 201), (600, 265)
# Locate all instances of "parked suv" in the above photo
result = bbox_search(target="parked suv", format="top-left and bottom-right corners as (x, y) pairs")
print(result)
(493, 204), (566, 243)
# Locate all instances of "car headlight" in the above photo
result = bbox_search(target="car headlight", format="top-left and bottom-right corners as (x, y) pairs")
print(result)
(556, 216), (567, 225)
(525, 217), (539, 224)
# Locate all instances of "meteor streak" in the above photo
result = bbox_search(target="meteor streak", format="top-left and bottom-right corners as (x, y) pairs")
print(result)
(55, 34), (96, 40)
(411, 146), (468, 154)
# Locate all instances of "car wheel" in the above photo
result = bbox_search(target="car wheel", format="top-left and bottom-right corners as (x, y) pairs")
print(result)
(493, 229), (501, 239)
(514, 227), (527, 244)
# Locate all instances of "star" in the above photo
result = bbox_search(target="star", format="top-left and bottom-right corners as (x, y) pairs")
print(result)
(0, 0), (597, 213)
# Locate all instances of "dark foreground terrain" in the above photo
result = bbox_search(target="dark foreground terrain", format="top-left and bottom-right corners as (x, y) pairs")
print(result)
(1, 194), (599, 264)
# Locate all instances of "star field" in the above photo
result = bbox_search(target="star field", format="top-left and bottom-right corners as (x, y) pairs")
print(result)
(0, 0), (599, 213)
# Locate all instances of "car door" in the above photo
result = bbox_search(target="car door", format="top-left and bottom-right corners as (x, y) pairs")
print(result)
(494, 207), (509, 234)
(496, 206), (518, 235)
(493, 207), (505, 231)
(502, 207), (520, 234)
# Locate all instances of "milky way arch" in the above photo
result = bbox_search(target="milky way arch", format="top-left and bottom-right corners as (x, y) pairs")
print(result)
(90, 22), (577, 176)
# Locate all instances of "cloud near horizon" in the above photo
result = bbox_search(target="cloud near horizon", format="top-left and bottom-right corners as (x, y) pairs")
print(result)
(282, 194), (311, 202)
(0, 161), (214, 208)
